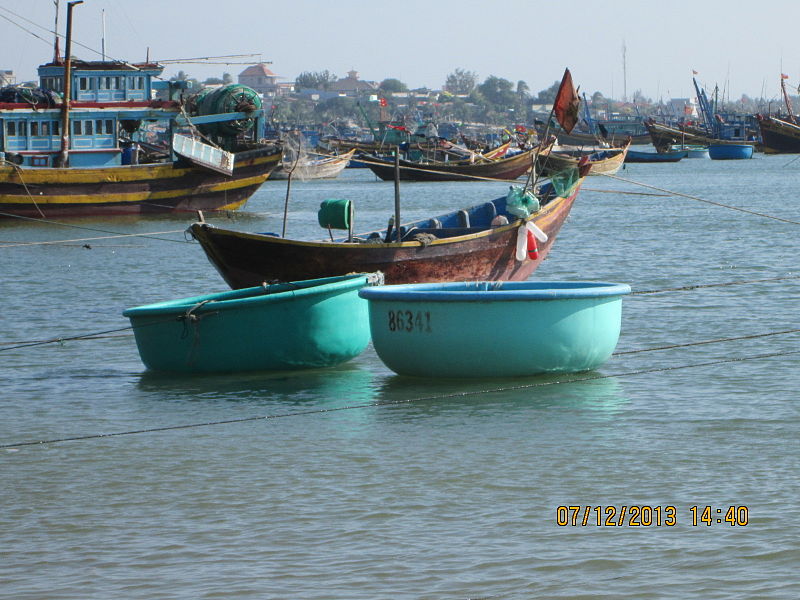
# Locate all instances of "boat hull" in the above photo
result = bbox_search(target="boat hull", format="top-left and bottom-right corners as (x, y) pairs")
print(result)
(270, 149), (354, 180)
(624, 149), (686, 163)
(537, 141), (630, 176)
(363, 148), (536, 182)
(0, 144), (282, 218)
(189, 180), (583, 288)
(756, 116), (800, 154)
(708, 144), (754, 160)
(359, 280), (631, 378)
(123, 273), (376, 373)
(644, 120), (760, 153)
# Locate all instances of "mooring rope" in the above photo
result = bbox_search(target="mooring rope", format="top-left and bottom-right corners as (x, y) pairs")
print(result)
(0, 211), (192, 244)
(2, 275), (796, 352)
(0, 229), (188, 248)
(612, 328), (800, 355)
(631, 274), (800, 295)
(3, 347), (798, 450)
(601, 172), (800, 226)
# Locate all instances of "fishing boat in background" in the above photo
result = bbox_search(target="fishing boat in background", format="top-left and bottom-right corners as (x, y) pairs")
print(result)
(755, 75), (800, 154)
(270, 148), (355, 180)
(624, 148), (686, 163)
(360, 280), (631, 378)
(708, 143), (754, 160)
(756, 115), (800, 154)
(362, 143), (543, 182)
(537, 139), (630, 176)
(0, 10), (281, 219)
(123, 273), (381, 373)
(189, 164), (589, 287)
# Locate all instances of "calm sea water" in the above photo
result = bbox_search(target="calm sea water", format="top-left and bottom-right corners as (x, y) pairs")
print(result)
(2, 154), (799, 599)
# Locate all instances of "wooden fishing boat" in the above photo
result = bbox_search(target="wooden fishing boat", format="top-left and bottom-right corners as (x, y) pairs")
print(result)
(0, 43), (281, 218)
(188, 165), (588, 288)
(362, 145), (542, 182)
(756, 115), (800, 154)
(708, 143), (754, 160)
(0, 143), (281, 218)
(270, 149), (355, 180)
(754, 76), (800, 154)
(359, 280), (631, 378)
(644, 119), (760, 154)
(549, 128), (650, 147)
(624, 148), (686, 163)
(537, 139), (630, 176)
(123, 273), (381, 373)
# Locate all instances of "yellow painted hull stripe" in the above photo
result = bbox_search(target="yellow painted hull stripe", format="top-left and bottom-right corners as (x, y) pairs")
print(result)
(1, 173), (268, 206)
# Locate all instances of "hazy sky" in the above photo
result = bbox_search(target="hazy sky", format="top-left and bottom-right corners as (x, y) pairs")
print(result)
(2, 0), (799, 104)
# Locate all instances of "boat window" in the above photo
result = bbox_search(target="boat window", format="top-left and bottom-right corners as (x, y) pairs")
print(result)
(96, 120), (103, 133)
(89, 77), (97, 90)
(18, 121), (26, 136)
(105, 120), (114, 134)
(52, 121), (60, 136)
(41, 122), (49, 136)
(85, 120), (93, 135)
(6, 121), (15, 136)
(73, 121), (82, 135)
(138, 76), (144, 89)
(99, 77), (106, 90)
(79, 77), (88, 91)
(30, 122), (39, 136)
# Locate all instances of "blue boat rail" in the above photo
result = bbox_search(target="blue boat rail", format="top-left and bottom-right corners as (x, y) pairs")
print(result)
(359, 280), (632, 302)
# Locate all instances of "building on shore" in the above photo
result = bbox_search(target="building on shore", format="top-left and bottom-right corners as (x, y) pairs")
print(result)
(238, 64), (292, 98)
(1, 70), (16, 86)
(326, 70), (378, 96)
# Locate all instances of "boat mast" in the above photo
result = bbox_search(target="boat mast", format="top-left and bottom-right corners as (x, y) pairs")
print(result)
(781, 76), (796, 124)
(56, 0), (83, 168)
(52, 0), (61, 62)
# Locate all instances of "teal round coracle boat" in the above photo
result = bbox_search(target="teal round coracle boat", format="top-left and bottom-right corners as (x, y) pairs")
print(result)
(124, 273), (380, 373)
(359, 281), (631, 378)
(708, 143), (754, 160)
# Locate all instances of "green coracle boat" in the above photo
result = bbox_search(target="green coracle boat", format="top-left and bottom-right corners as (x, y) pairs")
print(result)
(359, 280), (630, 378)
(124, 273), (381, 373)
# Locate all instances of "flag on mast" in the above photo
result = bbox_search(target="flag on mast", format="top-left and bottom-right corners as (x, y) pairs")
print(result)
(553, 68), (580, 134)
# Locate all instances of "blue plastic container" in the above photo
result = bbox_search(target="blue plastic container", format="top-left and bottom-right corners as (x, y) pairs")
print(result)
(359, 280), (631, 378)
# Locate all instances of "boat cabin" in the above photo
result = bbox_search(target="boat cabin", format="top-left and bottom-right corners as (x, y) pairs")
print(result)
(0, 60), (165, 167)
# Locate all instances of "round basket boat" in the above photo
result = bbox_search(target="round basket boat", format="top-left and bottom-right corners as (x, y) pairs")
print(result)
(124, 273), (379, 373)
(359, 280), (631, 378)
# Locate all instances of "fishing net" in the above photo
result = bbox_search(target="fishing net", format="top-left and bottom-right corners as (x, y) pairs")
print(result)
(549, 166), (580, 197)
(0, 86), (61, 107)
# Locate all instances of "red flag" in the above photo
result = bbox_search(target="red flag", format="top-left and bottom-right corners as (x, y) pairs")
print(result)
(781, 73), (790, 79)
(379, 97), (388, 107)
(553, 68), (580, 134)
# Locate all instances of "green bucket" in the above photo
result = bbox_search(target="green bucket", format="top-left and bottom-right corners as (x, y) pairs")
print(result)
(318, 199), (352, 230)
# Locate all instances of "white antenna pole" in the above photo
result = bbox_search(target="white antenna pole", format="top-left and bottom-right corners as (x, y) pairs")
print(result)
(622, 40), (627, 103)
(101, 9), (106, 61)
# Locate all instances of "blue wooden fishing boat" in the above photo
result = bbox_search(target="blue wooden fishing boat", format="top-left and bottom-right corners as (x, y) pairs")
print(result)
(624, 148), (686, 163)
(708, 143), (754, 160)
(359, 280), (631, 378)
(123, 273), (381, 373)
(0, 4), (281, 218)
